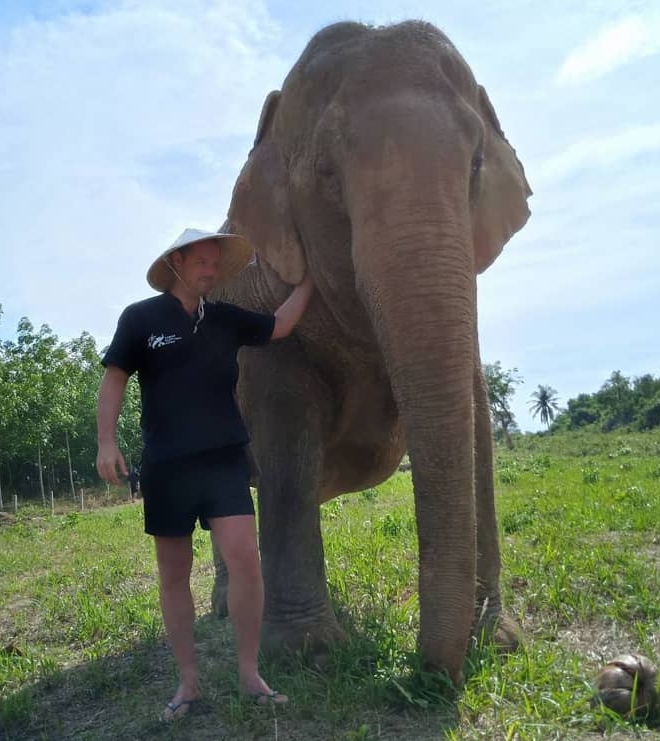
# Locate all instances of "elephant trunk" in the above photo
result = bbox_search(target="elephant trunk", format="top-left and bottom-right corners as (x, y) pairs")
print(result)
(349, 179), (477, 682)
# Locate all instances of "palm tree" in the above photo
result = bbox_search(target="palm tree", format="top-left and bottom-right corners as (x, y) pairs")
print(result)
(528, 385), (560, 429)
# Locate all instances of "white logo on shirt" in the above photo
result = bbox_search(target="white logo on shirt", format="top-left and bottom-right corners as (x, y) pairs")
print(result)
(147, 333), (182, 349)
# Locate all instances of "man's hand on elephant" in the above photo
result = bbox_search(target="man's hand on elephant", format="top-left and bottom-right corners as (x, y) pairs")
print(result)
(272, 273), (314, 340)
(96, 442), (128, 485)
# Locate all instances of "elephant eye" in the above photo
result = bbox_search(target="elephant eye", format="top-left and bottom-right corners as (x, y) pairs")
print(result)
(313, 161), (344, 207)
(315, 156), (336, 179)
(469, 151), (484, 206)
(471, 151), (484, 176)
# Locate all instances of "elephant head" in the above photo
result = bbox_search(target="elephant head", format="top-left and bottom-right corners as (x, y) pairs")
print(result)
(229, 22), (530, 286)
(226, 20), (531, 682)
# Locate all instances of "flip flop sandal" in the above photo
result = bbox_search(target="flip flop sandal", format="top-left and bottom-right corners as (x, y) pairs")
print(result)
(251, 691), (288, 706)
(162, 698), (198, 722)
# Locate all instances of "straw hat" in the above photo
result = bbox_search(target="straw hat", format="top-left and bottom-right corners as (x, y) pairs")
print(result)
(147, 228), (255, 292)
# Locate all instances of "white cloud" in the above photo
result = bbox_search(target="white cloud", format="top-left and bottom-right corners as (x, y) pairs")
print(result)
(0, 0), (286, 168)
(557, 12), (660, 85)
(537, 124), (660, 183)
(0, 0), (289, 341)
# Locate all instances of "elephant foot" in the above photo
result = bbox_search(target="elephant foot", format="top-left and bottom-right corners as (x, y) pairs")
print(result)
(472, 604), (522, 654)
(261, 614), (348, 668)
(211, 579), (229, 619)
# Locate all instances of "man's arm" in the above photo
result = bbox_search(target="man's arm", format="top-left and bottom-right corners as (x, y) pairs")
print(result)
(272, 274), (314, 340)
(96, 365), (130, 485)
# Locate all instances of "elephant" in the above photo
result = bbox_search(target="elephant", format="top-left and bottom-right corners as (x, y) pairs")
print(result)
(211, 20), (532, 686)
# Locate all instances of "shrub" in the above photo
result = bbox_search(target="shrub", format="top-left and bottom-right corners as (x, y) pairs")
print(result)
(582, 466), (600, 484)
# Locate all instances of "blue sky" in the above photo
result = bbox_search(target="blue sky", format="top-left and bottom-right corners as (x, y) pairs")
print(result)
(1, 0), (659, 431)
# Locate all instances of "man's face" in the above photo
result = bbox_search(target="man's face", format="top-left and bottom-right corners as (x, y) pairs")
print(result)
(171, 240), (221, 296)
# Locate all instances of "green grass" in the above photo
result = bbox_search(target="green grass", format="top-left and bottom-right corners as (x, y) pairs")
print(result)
(2, 430), (660, 739)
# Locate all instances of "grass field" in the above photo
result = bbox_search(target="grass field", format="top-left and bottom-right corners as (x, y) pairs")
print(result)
(2, 431), (660, 740)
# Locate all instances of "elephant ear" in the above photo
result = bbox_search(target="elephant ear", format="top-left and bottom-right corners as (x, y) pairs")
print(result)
(227, 90), (306, 285)
(472, 85), (532, 274)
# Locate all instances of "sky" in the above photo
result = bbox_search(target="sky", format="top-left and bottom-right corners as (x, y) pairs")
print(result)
(0, 0), (658, 432)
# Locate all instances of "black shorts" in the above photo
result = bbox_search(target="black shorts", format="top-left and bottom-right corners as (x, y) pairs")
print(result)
(140, 446), (254, 536)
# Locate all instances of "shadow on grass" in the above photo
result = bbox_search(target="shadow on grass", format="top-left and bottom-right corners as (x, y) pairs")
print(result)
(1, 609), (464, 741)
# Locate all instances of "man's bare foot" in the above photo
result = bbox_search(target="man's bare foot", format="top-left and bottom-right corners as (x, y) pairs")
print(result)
(240, 675), (288, 705)
(162, 698), (198, 721)
(161, 683), (200, 722)
(250, 690), (288, 706)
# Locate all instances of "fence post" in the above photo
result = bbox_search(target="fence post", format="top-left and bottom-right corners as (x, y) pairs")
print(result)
(50, 490), (55, 517)
(14, 495), (18, 514)
(80, 488), (85, 513)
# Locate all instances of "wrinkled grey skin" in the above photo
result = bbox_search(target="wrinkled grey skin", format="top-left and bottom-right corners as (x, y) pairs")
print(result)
(211, 20), (531, 685)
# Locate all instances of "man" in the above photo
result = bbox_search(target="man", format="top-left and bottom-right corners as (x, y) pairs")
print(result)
(96, 228), (313, 720)
(127, 465), (140, 500)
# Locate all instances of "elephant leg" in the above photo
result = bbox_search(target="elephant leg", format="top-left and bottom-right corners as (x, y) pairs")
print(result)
(473, 354), (520, 651)
(240, 342), (346, 660)
(211, 536), (229, 618)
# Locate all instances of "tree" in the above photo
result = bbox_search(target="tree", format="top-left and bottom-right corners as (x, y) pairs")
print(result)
(483, 362), (522, 449)
(562, 393), (600, 430)
(638, 391), (660, 430)
(595, 371), (636, 431)
(57, 332), (105, 496)
(0, 316), (142, 500)
(0, 318), (63, 501)
(116, 377), (142, 468)
(632, 374), (660, 401)
(528, 385), (560, 429)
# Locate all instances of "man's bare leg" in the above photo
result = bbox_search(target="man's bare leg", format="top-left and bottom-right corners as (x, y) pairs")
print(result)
(154, 535), (200, 718)
(209, 515), (287, 704)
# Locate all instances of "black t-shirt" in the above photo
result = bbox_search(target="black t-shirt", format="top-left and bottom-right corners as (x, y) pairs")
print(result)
(102, 293), (275, 463)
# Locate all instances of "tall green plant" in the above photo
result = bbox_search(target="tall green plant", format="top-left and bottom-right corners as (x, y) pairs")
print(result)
(483, 362), (522, 448)
(528, 385), (560, 429)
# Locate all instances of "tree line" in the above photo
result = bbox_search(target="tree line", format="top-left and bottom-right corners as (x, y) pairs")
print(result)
(0, 309), (141, 502)
(484, 362), (660, 441)
(552, 370), (660, 433)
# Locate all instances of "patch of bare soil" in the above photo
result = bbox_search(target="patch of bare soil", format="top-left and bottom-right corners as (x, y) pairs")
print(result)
(557, 620), (660, 670)
(0, 511), (16, 527)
